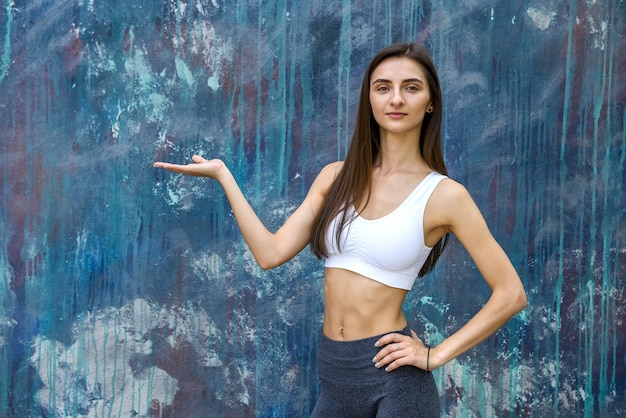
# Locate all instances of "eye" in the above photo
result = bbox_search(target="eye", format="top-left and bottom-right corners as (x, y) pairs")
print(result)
(375, 85), (390, 92)
(405, 84), (420, 92)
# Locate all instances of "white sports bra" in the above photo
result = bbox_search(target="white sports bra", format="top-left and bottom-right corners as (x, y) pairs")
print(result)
(324, 172), (446, 290)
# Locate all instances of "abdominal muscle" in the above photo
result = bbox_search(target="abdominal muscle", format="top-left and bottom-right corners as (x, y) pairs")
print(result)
(322, 267), (409, 341)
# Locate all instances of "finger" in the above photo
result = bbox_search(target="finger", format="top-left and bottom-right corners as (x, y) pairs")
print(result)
(154, 162), (184, 172)
(375, 345), (410, 371)
(373, 342), (406, 367)
(373, 333), (413, 364)
(153, 162), (181, 171)
(154, 163), (201, 177)
(373, 341), (400, 362)
(384, 356), (411, 372)
(374, 332), (405, 348)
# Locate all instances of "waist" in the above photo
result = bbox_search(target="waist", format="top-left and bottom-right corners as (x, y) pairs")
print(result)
(323, 268), (408, 340)
(317, 326), (413, 383)
(320, 325), (412, 352)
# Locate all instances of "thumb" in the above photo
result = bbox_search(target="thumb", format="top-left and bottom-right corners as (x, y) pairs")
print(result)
(410, 330), (423, 343)
(192, 155), (208, 163)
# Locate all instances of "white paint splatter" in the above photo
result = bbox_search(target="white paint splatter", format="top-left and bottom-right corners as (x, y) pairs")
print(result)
(123, 47), (172, 123)
(30, 298), (222, 417)
(208, 75), (220, 91)
(587, 15), (608, 50)
(0, 317), (16, 349)
(526, 7), (556, 30)
(111, 101), (124, 139)
(175, 56), (195, 87)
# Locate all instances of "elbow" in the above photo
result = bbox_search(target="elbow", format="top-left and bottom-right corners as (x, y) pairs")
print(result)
(258, 261), (276, 271)
(494, 283), (528, 317)
(511, 284), (528, 314)
(257, 258), (275, 271)
(519, 290), (529, 312)
(256, 254), (283, 271)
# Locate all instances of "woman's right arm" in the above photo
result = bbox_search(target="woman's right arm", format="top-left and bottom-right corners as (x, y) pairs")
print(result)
(154, 155), (341, 270)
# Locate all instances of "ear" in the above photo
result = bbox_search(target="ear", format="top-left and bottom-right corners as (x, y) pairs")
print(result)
(426, 104), (434, 113)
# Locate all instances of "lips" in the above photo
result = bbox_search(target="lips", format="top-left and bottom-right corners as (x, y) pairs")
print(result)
(386, 112), (407, 118)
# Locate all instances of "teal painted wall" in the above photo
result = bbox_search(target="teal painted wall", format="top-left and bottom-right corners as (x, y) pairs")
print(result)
(0, 0), (624, 416)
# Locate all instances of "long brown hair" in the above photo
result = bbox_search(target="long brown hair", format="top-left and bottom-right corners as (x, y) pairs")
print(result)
(310, 42), (448, 277)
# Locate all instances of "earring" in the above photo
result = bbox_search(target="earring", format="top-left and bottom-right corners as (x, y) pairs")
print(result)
(427, 105), (434, 113)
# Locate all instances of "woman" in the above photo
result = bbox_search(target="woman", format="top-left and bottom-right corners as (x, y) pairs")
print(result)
(154, 42), (527, 417)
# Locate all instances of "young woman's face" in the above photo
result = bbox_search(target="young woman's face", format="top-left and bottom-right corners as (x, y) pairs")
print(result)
(369, 56), (432, 139)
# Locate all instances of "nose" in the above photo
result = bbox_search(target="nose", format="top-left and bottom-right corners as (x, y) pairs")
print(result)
(390, 88), (404, 106)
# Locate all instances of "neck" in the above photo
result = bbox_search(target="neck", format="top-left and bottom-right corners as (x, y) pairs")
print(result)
(376, 131), (425, 172)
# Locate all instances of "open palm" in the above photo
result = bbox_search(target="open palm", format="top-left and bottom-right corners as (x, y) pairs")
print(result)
(153, 155), (226, 179)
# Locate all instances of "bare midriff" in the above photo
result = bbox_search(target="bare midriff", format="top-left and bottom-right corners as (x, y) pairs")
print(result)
(322, 267), (409, 341)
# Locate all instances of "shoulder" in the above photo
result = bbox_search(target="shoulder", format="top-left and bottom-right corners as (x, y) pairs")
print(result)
(310, 161), (343, 191)
(431, 176), (471, 203)
(428, 177), (483, 227)
(319, 161), (344, 178)
(301, 161), (343, 205)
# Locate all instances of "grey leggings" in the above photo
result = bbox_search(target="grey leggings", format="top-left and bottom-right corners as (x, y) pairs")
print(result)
(311, 326), (440, 417)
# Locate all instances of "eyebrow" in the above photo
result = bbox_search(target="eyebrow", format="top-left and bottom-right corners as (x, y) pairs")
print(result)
(371, 77), (425, 85)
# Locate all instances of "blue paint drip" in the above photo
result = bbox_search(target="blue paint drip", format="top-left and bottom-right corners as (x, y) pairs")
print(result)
(554, 2), (577, 413)
(0, 0), (13, 85)
(337, 0), (351, 160)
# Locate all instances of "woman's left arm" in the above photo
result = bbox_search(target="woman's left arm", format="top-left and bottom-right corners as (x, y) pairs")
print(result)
(373, 179), (527, 372)
(426, 179), (528, 369)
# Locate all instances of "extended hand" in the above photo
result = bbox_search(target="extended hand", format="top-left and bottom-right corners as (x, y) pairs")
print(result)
(372, 330), (433, 372)
(153, 155), (226, 179)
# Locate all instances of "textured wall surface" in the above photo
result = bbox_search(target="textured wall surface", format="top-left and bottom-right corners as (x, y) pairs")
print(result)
(1, 0), (624, 417)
